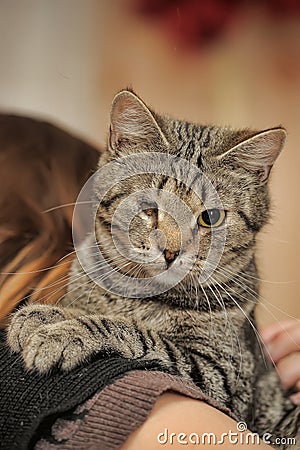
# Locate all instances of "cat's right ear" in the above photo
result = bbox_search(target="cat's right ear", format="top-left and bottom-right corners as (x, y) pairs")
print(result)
(216, 127), (286, 183)
(109, 90), (169, 153)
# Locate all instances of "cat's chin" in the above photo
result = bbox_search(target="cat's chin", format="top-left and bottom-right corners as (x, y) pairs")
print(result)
(143, 266), (186, 288)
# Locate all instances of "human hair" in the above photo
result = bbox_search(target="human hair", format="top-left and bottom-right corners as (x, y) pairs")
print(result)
(0, 114), (99, 326)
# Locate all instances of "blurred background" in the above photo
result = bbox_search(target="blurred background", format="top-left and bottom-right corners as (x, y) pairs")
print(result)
(0, 0), (299, 325)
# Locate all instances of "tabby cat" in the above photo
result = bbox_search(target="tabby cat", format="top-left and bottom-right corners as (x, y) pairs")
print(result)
(7, 89), (299, 448)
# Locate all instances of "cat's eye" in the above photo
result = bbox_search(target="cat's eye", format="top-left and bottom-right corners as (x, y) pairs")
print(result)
(141, 202), (158, 217)
(144, 208), (156, 217)
(198, 209), (226, 228)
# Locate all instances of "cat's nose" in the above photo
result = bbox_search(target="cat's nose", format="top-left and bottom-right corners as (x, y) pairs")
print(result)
(164, 249), (179, 266)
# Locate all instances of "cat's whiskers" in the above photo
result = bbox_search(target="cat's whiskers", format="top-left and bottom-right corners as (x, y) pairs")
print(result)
(207, 263), (299, 326)
(210, 283), (240, 369)
(53, 268), (107, 308)
(52, 235), (160, 310)
(85, 282), (98, 309)
(206, 282), (230, 331)
(59, 284), (93, 310)
(217, 259), (292, 285)
(193, 268), (242, 375)
(201, 284), (243, 380)
(190, 273), (199, 310)
(42, 200), (94, 214)
(209, 275), (270, 370)
(220, 265), (300, 322)
(108, 260), (145, 299)
(86, 258), (135, 288)
(202, 261), (258, 307)
(205, 264), (281, 368)
(177, 274), (193, 302)
(0, 258), (72, 276)
(43, 243), (123, 291)
(48, 251), (133, 308)
(33, 248), (124, 296)
(4, 264), (90, 308)
(0, 241), (110, 278)
(213, 278), (287, 381)
(199, 283), (214, 338)
(208, 277), (245, 387)
(218, 267), (300, 355)
(0, 253), (70, 275)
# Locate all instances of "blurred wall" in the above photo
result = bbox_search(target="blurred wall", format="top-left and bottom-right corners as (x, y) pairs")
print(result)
(0, 0), (103, 147)
(0, 0), (299, 325)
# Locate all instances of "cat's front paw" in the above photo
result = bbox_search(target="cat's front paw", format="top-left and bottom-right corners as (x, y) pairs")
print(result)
(7, 304), (68, 353)
(21, 320), (98, 373)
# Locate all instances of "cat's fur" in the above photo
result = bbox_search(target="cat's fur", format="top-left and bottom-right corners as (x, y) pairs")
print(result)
(8, 89), (299, 448)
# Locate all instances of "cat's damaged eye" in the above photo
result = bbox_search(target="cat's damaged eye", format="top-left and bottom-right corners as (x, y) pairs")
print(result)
(141, 201), (158, 217)
(143, 207), (157, 217)
(141, 203), (158, 228)
(198, 209), (226, 228)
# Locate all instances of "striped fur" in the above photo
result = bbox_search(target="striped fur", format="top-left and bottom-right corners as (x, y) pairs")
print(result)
(8, 90), (298, 448)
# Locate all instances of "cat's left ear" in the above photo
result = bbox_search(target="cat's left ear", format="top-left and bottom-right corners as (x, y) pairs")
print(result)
(217, 127), (286, 183)
(109, 89), (169, 153)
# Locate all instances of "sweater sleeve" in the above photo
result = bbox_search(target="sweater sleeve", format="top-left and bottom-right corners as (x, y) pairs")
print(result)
(35, 370), (238, 450)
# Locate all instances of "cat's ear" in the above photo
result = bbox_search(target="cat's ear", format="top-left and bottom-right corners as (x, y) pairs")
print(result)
(109, 89), (169, 152)
(217, 127), (286, 183)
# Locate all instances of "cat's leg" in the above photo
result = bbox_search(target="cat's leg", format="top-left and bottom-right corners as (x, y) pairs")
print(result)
(8, 311), (191, 375)
(7, 303), (85, 354)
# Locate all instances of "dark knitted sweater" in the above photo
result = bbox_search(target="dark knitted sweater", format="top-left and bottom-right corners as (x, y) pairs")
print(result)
(0, 330), (163, 450)
(0, 331), (236, 450)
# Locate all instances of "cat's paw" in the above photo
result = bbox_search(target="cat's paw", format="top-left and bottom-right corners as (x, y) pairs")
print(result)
(7, 304), (68, 353)
(21, 320), (97, 373)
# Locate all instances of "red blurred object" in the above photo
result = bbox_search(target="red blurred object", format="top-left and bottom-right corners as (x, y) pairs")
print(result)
(131, 0), (300, 49)
(265, 0), (300, 15)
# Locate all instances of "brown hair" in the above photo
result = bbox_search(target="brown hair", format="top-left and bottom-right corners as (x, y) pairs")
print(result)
(0, 114), (100, 326)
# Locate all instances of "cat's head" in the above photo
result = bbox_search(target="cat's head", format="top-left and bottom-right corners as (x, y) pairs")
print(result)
(92, 89), (285, 303)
